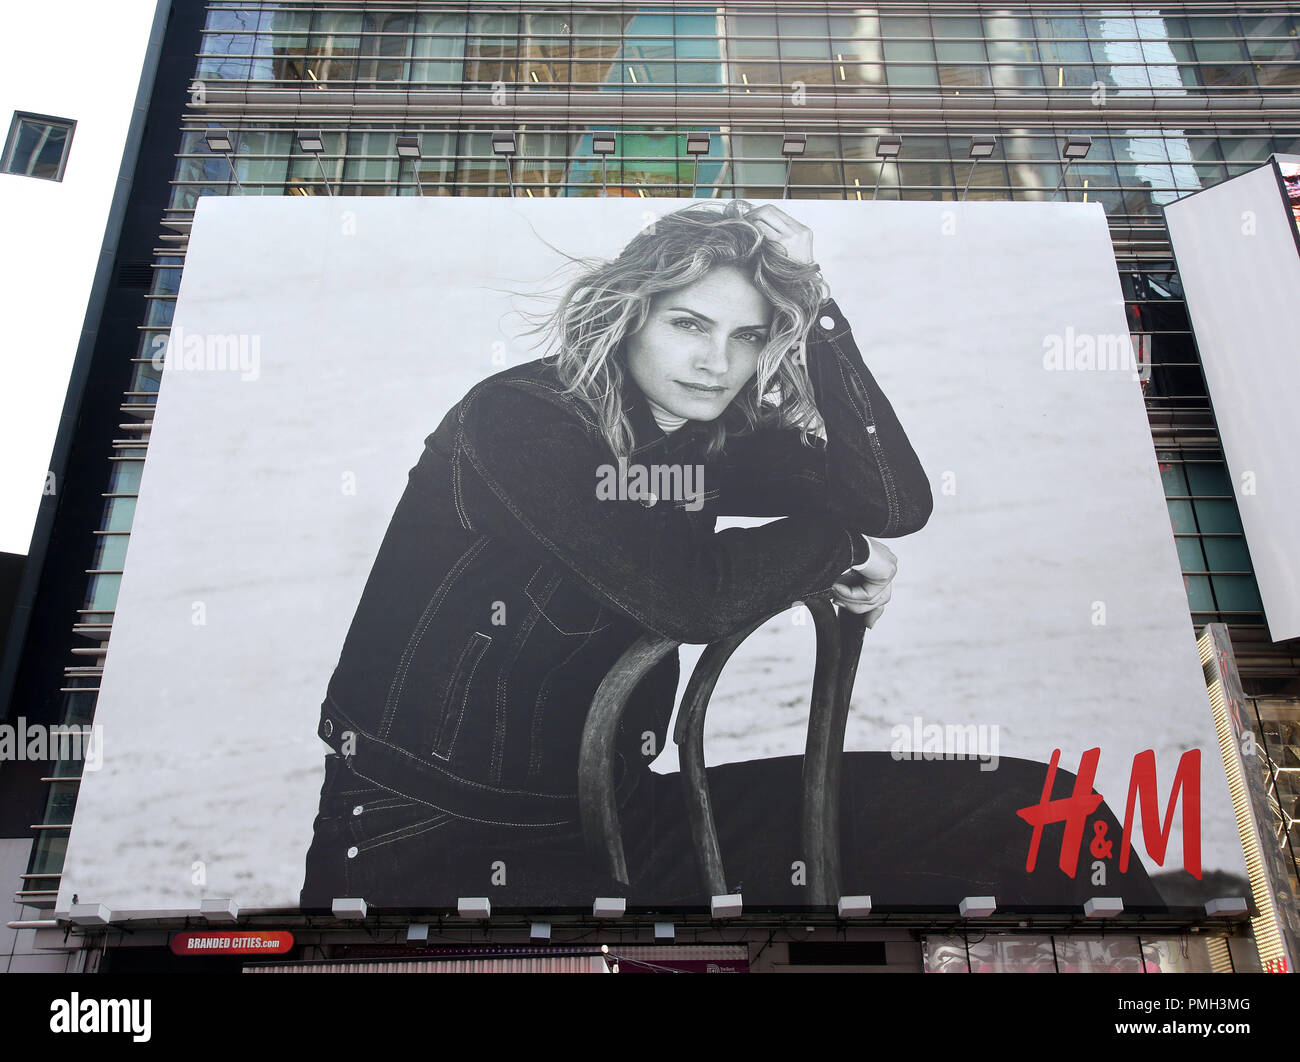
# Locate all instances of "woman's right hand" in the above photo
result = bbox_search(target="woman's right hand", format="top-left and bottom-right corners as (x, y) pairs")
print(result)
(748, 203), (815, 267)
(831, 538), (898, 629)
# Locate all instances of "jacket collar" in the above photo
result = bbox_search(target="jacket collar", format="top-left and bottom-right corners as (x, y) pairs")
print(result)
(622, 374), (709, 458)
(509, 356), (708, 458)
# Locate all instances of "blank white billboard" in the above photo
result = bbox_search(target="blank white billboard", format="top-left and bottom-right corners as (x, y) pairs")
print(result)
(1165, 156), (1300, 642)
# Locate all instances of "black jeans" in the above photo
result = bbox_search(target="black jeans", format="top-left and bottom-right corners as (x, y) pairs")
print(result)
(300, 751), (1165, 910)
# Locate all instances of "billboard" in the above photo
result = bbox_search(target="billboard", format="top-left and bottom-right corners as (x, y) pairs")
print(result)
(57, 196), (1247, 916)
(1281, 159), (1300, 230)
(1164, 155), (1300, 642)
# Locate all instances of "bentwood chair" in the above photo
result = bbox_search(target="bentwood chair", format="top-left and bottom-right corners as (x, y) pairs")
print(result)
(577, 592), (869, 906)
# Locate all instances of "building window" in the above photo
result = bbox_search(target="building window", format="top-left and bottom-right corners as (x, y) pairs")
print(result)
(2, 111), (76, 181)
(1159, 451), (1265, 625)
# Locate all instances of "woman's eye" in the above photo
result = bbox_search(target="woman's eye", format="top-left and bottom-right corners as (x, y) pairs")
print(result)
(671, 318), (703, 332)
(735, 331), (765, 344)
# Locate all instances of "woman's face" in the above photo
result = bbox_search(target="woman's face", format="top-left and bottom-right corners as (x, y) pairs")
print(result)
(623, 264), (773, 423)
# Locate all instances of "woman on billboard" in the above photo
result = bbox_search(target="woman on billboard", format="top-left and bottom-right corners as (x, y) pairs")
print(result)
(299, 200), (1153, 910)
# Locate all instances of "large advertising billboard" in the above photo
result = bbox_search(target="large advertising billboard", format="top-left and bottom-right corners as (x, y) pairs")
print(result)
(1280, 159), (1300, 230)
(57, 196), (1247, 916)
(1165, 155), (1300, 643)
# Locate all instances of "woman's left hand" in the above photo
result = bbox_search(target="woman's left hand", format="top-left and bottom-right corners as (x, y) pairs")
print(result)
(748, 204), (815, 266)
(831, 538), (897, 629)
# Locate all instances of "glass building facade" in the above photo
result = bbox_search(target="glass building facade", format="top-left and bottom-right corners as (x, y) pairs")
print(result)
(14, 2), (1300, 936)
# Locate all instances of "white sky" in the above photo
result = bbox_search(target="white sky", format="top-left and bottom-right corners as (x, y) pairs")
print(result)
(0, 1), (160, 555)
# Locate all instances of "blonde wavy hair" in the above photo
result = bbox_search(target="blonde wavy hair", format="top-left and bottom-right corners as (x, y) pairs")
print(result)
(531, 200), (828, 460)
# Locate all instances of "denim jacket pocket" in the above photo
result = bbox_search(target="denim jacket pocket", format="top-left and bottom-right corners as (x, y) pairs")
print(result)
(428, 629), (492, 761)
(524, 563), (610, 638)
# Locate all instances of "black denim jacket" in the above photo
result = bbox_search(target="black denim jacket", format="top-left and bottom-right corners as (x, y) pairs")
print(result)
(315, 299), (932, 825)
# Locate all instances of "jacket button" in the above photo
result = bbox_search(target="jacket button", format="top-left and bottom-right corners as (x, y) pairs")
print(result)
(352, 805), (364, 816)
(818, 315), (836, 331)
(321, 718), (334, 738)
(346, 846), (359, 859)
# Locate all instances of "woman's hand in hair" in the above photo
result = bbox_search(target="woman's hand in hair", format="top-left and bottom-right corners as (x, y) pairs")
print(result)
(831, 538), (897, 630)
(748, 204), (815, 267)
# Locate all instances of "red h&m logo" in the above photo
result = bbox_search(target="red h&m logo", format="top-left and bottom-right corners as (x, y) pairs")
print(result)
(1016, 748), (1201, 879)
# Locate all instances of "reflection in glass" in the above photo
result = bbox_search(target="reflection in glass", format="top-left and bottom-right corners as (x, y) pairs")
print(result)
(3, 117), (73, 180)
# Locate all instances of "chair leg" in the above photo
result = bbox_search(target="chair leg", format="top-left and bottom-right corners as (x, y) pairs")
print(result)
(578, 633), (678, 886)
(801, 598), (843, 905)
(828, 609), (868, 890)
(802, 600), (869, 905)
(673, 613), (771, 898)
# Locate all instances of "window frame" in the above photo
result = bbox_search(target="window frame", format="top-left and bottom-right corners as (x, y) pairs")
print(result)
(2, 110), (77, 182)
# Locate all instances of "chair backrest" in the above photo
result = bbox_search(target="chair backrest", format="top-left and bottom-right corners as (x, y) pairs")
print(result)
(578, 592), (869, 906)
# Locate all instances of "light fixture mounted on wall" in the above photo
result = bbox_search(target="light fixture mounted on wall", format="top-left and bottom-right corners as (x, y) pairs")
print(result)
(395, 135), (424, 197)
(781, 133), (807, 200)
(685, 132), (711, 197)
(592, 132), (617, 196)
(1054, 135), (1094, 201)
(295, 130), (332, 196)
(492, 132), (517, 197)
(873, 133), (903, 200)
(961, 135), (997, 201)
(204, 128), (242, 191)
